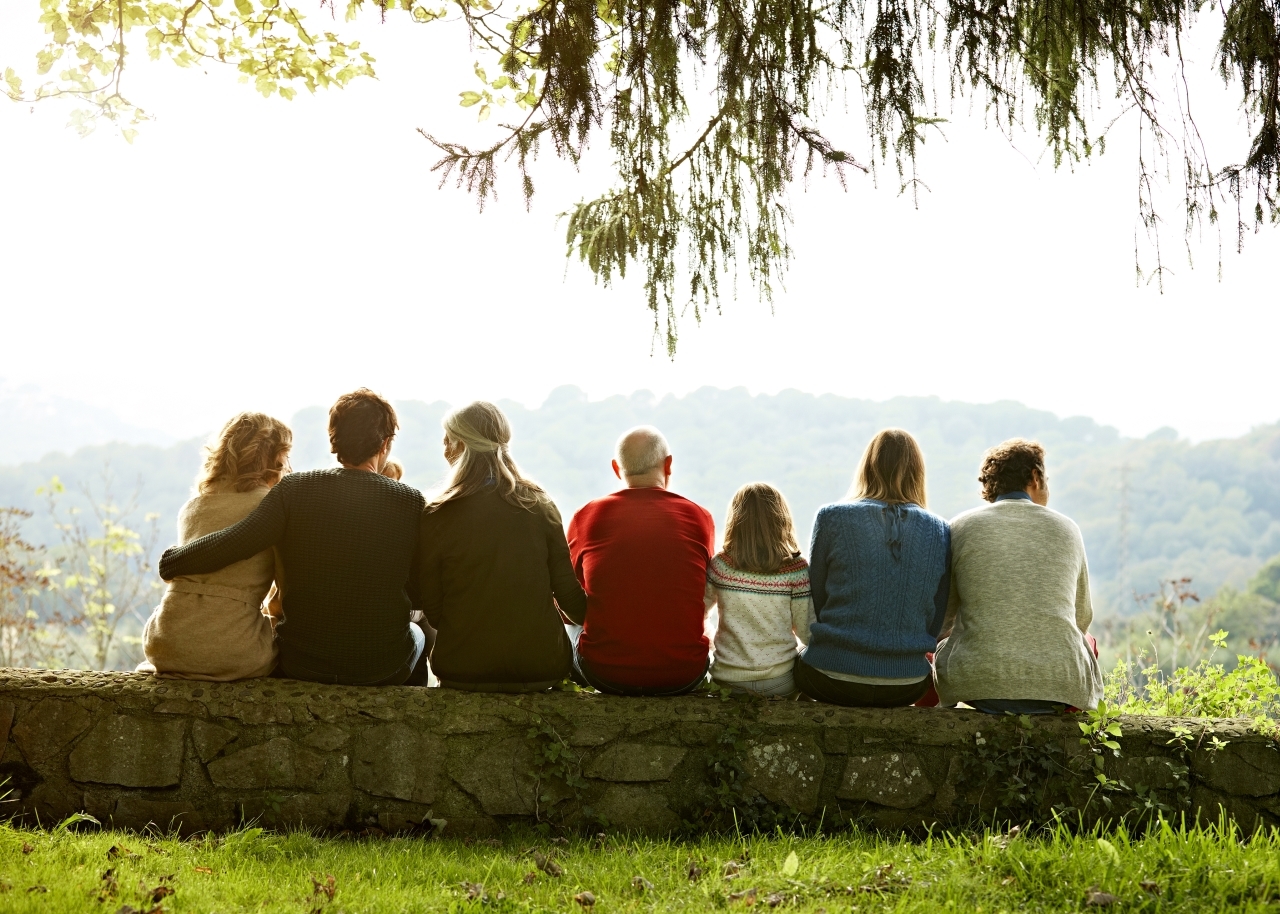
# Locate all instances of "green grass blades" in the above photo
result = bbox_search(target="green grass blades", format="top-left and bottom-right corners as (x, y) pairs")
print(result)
(1, 819), (1278, 912)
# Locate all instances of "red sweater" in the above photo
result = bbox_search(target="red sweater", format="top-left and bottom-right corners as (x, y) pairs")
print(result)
(567, 487), (716, 688)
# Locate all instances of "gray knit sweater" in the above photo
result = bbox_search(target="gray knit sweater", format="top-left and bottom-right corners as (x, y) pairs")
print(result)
(933, 498), (1103, 710)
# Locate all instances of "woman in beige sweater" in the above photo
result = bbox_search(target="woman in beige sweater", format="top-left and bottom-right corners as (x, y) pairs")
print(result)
(137, 412), (292, 680)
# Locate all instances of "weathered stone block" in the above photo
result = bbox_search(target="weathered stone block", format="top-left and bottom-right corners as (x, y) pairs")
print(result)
(234, 701), (294, 725)
(307, 699), (347, 724)
(193, 720), (237, 762)
(207, 737), (326, 789)
(1191, 785), (1277, 833)
(932, 755), (964, 808)
(68, 715), (187, 787)
(744, 737), (825, 813)
(585, 743), (687, 782)
(567, 722), (624, 747)
(1193, 742), (1280, 797)
(12, 698), (91, 770)
(822, 729), (849, 755)
(0, 701), (16, 746)
(352, 723), (441, 804)
(1111, 755), (1185, 791)
(26, 781), (83, 822)
(113, 796), (210, 834)
(240, 791), (352, 829)
(305, 725), (350, 752)
(448, 737), (538, 815)
(594, 784), (681, 832)
(155, 699), (206, 717)
(837, 752), (934, 809)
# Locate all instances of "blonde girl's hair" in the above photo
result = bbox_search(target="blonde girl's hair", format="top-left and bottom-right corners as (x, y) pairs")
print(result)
(381, 458), (405, 481)
(429, 401), (546, 511)
(722, 483), (801, 574)
(848, 428), (928, 507)
(197, 412), (293, 495)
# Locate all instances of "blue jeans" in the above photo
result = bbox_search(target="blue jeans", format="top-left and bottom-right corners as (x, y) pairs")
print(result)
(278, 622), (429, 686)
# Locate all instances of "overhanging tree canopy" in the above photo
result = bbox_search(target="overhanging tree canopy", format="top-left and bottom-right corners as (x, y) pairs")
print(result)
(6, 0), (1277, 351)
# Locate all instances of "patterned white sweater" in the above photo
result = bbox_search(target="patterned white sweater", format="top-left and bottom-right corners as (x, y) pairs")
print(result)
(705, 552), (815, 682)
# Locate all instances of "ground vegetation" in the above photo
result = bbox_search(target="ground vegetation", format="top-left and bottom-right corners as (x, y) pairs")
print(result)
(1, 819), (1279, 912)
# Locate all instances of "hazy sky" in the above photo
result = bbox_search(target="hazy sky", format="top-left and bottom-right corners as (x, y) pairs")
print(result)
(1, 8), (1275, 443)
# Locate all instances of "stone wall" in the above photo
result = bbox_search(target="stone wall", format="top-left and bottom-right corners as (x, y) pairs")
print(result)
(0, 670), (1277, 836)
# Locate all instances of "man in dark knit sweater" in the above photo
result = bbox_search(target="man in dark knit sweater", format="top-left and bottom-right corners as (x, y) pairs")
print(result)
(567, 426), (716, 696)
(158, 390), (428, 686)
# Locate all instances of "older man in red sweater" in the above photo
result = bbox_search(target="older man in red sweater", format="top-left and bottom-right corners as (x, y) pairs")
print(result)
(566, 426), (716, 696)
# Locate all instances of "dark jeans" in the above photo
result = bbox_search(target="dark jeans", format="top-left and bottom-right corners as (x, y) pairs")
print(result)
(793, 657), (931, 708)
(277, 622), (433, 686)
(571, 637), (708, 697)
(440, 679), (560, 693)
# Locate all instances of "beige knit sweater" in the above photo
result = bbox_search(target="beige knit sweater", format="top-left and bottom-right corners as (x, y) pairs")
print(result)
(933, 498), (1102, 710)
(137, 486), (278, 681)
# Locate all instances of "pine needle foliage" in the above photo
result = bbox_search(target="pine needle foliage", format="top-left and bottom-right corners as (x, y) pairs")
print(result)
(6, 0), (1279, 350)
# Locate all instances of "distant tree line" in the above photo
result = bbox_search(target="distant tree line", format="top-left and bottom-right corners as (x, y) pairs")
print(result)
(3, 388), (1279, 630)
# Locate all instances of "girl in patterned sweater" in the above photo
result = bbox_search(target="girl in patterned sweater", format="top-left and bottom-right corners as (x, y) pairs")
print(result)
(706, 483), (815, 697)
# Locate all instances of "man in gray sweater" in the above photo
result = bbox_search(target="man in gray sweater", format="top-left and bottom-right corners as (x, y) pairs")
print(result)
(934, 438), (1103, 713)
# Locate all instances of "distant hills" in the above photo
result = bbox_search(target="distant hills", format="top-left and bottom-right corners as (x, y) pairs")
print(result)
(0, 380), (174, 464)
(3, 386), (1279, 618)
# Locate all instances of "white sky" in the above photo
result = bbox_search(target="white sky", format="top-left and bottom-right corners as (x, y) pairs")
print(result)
(1, 7), (1276, 442)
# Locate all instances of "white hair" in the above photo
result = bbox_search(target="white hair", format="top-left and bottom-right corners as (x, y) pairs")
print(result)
(615, 426), (671, 477)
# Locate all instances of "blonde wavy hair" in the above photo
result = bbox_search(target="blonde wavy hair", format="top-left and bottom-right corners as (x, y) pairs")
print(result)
(429, 401), (546, 511)
(197, 412), (293, 495)
(722, 482), (801, 574)
(848, 428), (928, 507)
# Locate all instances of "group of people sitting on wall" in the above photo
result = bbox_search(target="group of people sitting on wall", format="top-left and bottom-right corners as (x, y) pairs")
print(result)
(143, 388), (1102, 714)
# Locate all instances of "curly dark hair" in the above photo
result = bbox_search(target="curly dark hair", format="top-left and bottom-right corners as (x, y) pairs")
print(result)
(978, 438), (1046, 502)
(329, 388), (398, 467)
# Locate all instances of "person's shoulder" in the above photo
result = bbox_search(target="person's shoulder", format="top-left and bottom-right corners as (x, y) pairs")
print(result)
(662, 490), (715, 530)
(1039, 505), (1084, 538)
(813, 501), (855, 522)
(381, 476), (426, 510)
(656, 488), (707, 509)
(950, 500), (997, 522)
(906, 503), (949, 527)
(947, 502), (996, 532)
(570, 491), (617, 520)
(708, 551), (733, 578)
(535, 494), (566, 526)
(275, 468), (331, 492)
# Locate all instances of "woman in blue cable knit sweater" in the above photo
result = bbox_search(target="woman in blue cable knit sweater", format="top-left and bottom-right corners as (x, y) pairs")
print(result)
(796, 428), (951, 707)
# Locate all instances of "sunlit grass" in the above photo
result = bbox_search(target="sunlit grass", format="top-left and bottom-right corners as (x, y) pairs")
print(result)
(0, 818), (1278, 912)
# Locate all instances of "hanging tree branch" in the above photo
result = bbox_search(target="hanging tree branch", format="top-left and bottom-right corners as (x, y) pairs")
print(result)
(6, 0), (1279, 350)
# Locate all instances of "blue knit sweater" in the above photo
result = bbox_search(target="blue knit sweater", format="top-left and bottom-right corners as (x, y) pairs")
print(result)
(802, 500), (951, 680)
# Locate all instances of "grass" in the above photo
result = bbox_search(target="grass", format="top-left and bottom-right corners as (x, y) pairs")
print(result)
(1, 819), (1278, 913)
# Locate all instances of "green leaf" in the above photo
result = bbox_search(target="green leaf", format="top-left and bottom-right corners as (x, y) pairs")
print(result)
(781, 851), (799, 877)
(234, 0), (253, 15)
(55, 812), (100, 832)
(459, 90), (482, 107)
(1096, 837), (1120, 867)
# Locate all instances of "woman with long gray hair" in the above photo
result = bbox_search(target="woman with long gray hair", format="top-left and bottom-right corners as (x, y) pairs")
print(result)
(416, 400), (586, 691)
